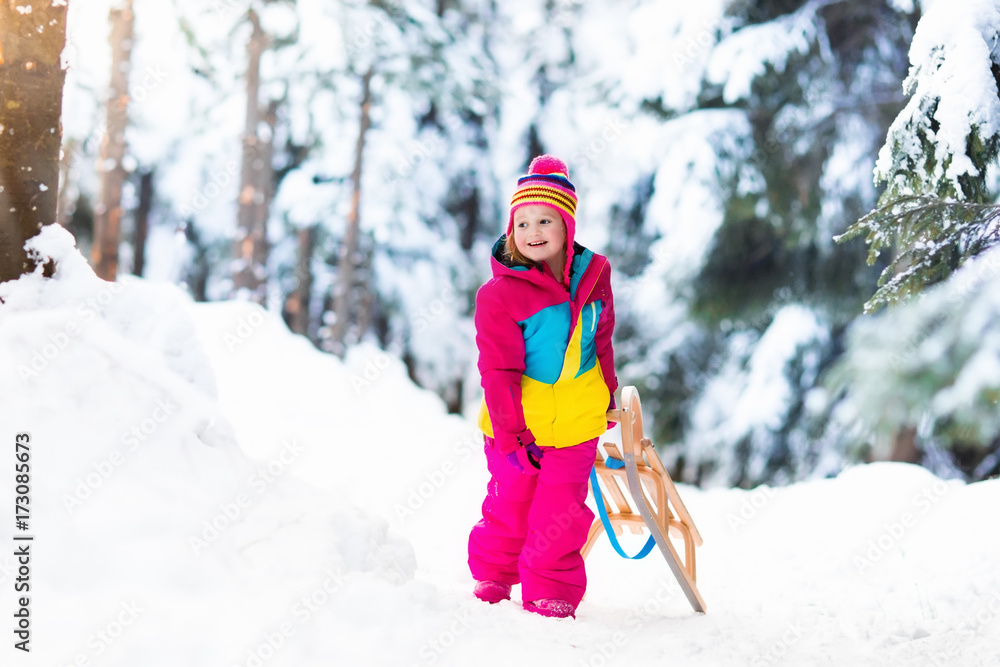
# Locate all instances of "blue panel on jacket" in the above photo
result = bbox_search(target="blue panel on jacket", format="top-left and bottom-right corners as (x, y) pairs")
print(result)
(569, 247), (594, 300)
(576, 300), (602, 378)
(519, 303), (570, 384)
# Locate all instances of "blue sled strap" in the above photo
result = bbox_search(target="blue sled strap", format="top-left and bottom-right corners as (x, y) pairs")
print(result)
(589, 459), (656, 559)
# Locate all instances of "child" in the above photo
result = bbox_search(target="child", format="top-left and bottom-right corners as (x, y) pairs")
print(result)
(468, 155), (617, 619)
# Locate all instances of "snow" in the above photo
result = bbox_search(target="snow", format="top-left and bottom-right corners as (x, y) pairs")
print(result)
(706, 3), (819, 105)
(615, 0), (730, 111)
(2, 227), (999, 667)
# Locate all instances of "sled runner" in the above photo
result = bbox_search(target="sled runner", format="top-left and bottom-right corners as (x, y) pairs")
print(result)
(583, 386), (707, 613)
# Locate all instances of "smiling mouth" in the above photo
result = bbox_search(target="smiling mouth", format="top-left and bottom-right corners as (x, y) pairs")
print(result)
(528, 241), (546, 247)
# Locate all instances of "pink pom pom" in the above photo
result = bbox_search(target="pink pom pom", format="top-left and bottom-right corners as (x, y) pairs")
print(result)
(528, 155), (569, 177)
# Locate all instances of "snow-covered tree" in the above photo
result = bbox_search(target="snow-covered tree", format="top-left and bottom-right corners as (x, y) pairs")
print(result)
(271, 0), (500, 406)
(837, 0), (1000, 312)
(833, 0), (1000, 479)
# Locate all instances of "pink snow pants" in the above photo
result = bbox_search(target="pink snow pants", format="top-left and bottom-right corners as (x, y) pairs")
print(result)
(468, 436), (598, 608)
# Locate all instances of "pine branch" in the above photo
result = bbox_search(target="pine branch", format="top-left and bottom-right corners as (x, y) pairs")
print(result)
(837, 194), (1000, 312)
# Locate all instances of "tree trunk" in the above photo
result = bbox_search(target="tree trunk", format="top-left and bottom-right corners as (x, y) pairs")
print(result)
(330, 66), (374, 356)
(0, 1), (69, 283)
(232, 9), (271, 304)
(91, 0), (134, 282)
(132, 169), (153, 277)
(889, 426), (921, 464)
(354, 230), (375, 338)
(183, 220), (208, 302)
(285, 225), (315, 337)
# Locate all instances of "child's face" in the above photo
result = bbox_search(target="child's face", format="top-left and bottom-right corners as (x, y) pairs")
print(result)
(512, 204), (566, 267)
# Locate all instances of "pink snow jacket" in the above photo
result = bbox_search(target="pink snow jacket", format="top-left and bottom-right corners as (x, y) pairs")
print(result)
(476, 236), (617, 454)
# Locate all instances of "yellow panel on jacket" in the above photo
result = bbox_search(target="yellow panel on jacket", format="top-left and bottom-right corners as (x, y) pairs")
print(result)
(478, 308), (610, 448)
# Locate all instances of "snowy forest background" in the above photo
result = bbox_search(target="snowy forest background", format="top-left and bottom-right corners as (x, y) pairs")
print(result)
(15, 0), (1000, 487)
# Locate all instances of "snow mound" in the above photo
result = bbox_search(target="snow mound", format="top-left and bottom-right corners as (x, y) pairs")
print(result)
(185, 296), (480, 526)
(0, 227), (418, 667)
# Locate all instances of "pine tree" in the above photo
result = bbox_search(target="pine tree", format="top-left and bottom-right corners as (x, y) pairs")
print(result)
(608, 0), (918, 487)
(831, 0), (1000, 479)
(836, 0), (1000, 312)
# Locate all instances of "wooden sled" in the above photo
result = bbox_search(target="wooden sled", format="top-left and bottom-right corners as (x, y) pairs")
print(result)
(583, 386), (707, 613)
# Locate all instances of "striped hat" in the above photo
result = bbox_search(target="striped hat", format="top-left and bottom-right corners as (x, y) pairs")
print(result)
(508, 155), (578, 285)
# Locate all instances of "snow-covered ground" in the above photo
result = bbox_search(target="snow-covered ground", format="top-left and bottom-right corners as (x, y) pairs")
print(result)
(2, 227), (998, 666)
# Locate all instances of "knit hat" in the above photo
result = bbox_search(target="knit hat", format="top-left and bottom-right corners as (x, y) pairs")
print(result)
(507, 155), (578, 285)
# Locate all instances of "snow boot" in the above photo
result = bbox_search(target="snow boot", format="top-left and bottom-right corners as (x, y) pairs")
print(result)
(524, 598), (576, 619)
(473, 580), (512, 604)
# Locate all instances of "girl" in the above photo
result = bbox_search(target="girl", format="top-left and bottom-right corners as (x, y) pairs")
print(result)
(468, 155), (617, 619)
